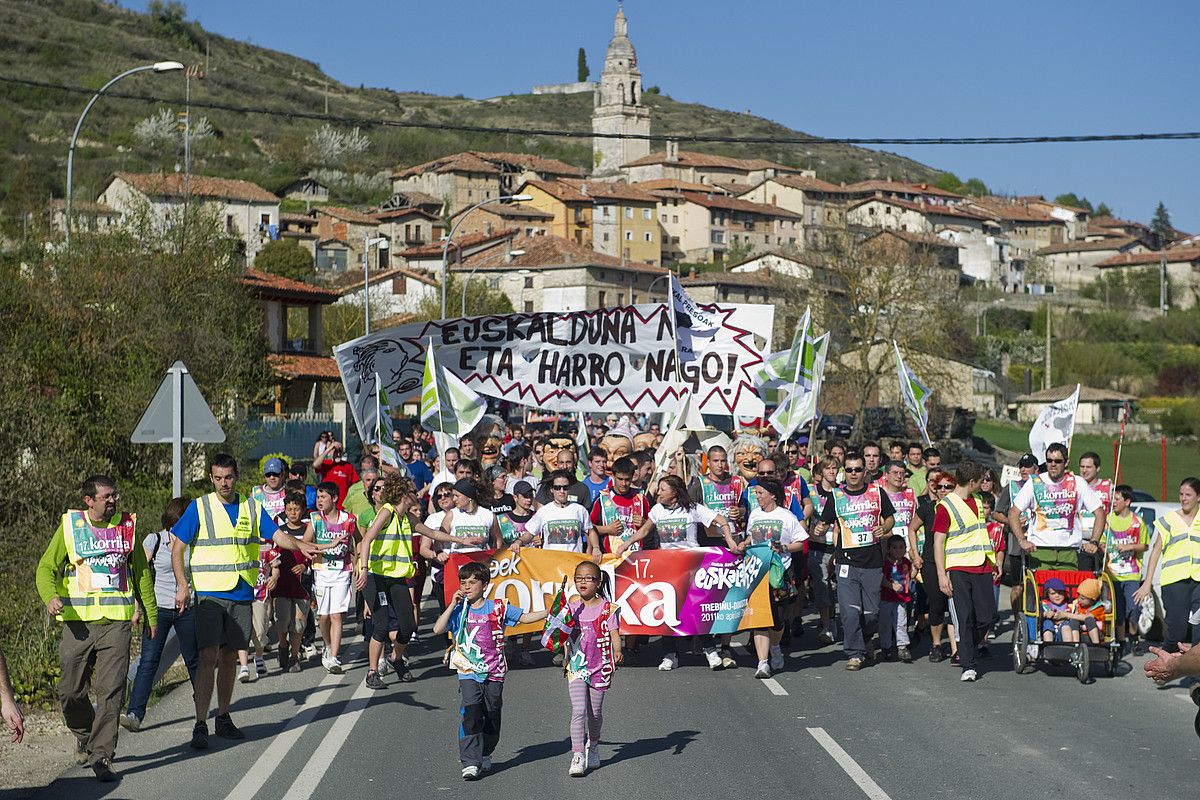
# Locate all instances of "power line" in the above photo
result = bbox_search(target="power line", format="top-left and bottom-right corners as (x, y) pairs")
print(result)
(3, 74), (1199, 147)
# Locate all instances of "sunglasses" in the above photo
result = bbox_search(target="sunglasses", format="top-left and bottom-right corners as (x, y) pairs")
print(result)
(757, 470), (776, 476)
(936, 483), (955, 490)
(264, 471), (281, 478)
(552, 484), (571, 490)
(1046, 458), (1065, 464)
(844, 467), (864, 473)
(435, 492), (453, 499)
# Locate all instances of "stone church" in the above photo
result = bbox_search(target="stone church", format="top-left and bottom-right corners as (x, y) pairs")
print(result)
(591, 4), (651, 176)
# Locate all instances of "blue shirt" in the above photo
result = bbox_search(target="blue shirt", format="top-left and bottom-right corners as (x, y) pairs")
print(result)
(172, 494), (280, 602)
(446, 599), (525, 682)
(741, 477), (808, 519)
(402, 458), (434, 491)
(582, 475), (611, 505)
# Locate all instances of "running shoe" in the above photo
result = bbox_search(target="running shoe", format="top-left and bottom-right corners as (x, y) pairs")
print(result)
(462, 766), (481, 781)
(657, 654), (678, 671)
(92, 758), (118, 782)
(378, 656), (393, 676)
(960, 669), (978, 682)
(704, 648), (723, 670)
(929, 646), (945, 663)
(237, 665), (251, 683)
(845, 657), (863, 671)
(898, 647), (913, 664)
(365, 670), (386, 690)
(254, 655), (267, 677)
(719, 649), (738, 670)
(289, 661), (302, 673)
(328, 656), (344, 675)
(769, 646), (784, 672)
(481, 756), (492, 773)
(321, 653), (333, 672)
(569, 752), (587, 777)
(119, 712), (141, 732)
(190, 721), (208, 750)
(817, 630), (835, 646)
(755, 660), (771, 679)
(395, 664), (415, 683)
(75, 739), (89, 764)
(587, 747), (600, 771)
(949, 652), (961, 667)
(214, 713), (245, 740)
(518, 650), (534, 666)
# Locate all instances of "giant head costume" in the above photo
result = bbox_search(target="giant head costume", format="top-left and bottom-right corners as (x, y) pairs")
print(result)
(730, 433), (769, 481)
(541, 435), (576, 471)
(479, 435), (503, 469)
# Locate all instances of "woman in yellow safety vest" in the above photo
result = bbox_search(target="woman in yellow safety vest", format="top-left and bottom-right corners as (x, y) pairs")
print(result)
(1135, 477), (1200, 650)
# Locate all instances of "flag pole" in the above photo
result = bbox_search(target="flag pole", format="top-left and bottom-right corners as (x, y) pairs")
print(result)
(1066, 383), (1081, 455)
(374, 371), (381, 448)
(1114, 402), (1129, 484)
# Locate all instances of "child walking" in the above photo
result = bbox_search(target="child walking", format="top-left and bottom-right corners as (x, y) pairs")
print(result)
(433, 561), (547, 781)
(564, 560), (623, 777)
(879, 535), (913, 663)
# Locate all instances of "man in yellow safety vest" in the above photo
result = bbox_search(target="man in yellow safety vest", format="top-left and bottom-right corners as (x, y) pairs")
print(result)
(35, 475), (156, 781)
(171, 454), (319, 750)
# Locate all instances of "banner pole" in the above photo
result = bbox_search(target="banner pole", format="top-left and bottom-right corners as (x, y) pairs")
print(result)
(1113, 403), (1128, 484)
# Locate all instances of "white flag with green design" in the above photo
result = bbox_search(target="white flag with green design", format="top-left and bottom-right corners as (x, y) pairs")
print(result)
(769, 330), (828, 438)
(756, 307), (810, 392)
(374, 372), (399, 467)
(420, 340), (486, 463)
(894, 340), (932, 445)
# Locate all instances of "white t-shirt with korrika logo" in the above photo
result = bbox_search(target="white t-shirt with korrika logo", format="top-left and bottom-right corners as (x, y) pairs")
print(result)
(445, 506), (494, 552)
(648, 503), (718, 550)
(526, 503), (591, 552)
(746, 506), (807, 570)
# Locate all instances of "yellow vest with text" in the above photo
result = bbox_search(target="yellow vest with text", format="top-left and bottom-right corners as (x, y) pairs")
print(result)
(938, 493), (995, 569)
(368, 504), (416, 579)
(1156, 510), (1200, 585)
(191, 493), (262, 592)
(58, 510), (138, 623)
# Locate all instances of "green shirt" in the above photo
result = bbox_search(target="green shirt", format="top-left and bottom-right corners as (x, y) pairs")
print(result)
(342, 481), (373, 520)
(908, 466), (928, 496)
(36, 515), (158, 627)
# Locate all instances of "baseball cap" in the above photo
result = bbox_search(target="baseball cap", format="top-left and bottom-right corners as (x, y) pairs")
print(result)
(512, 480), (533, 497)
(1018, 453), (1039, 468)
(264, 457), (285, 476)
(796, 435), (810, 445)
(1044, 577), (1066, 593)
(485, 464), (505, 481)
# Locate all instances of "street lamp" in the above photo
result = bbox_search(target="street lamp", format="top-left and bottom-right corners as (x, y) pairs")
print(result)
(461, 249), (525, 317)
(65, 61), (184, 246)
(440, 194), (532, 319)
(363, 236), (389, 336)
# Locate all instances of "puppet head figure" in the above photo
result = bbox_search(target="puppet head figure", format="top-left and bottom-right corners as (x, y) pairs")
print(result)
(731, 434), (768, 480)
(599, 433), (632, 468)
(479, 435), (503, 468)
(541, 435), (576, 471)
(633, 432), (657, 453)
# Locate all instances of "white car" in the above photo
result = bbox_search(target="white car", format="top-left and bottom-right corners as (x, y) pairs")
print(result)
(1130, 499), (1177, 640)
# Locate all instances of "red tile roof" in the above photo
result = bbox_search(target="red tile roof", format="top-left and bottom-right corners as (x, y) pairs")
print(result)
(849, 195), (991, 221)
(392, 151), (583, 180)
(372, 207), (441, 223)
(679, 191), (804, 219)
(522, 179), (590, 203)
(331, 267), (437, 294)
(315, 206), (380, 225)
(399, 229), (518, 259)
(846, 179), (963, 199)
(756, 174), (846, 194)
(681, 271), (775, 288)
(109, 172), (278, 203)
(241, 269), (340, 303)
(1097, 248), (1200, 268)
(865, 229), (961, 249)
(1038, 236), (1141, 255)
(621, 149), (797, 173)
(267, 353), (342, 381)
(560, 179), (659, 203)
(455, 234), (666, 275)
(631, 178), (724, 193)
(964, 197), (1061, 224)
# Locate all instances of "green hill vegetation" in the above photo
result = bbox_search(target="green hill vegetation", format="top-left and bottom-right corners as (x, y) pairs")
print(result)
(0, 0), (942, 234)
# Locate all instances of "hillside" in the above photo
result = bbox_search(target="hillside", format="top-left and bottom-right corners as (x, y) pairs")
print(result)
(0, 0), (942, 221)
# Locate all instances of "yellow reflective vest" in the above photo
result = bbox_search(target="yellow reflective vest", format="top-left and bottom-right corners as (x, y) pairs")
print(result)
(938, 493), (995, 570)
(58, 510), (137, 622)
(191, 493), (262, 593)
(1156, 510), (1200, 586)
(367, 504), (416, 579)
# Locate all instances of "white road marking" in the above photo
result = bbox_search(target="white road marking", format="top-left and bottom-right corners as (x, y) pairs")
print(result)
(284, 676), (375, 800)
(807, 727), (893, 800)
(738, 643), (790, 695)
(223, 671), (344, 800)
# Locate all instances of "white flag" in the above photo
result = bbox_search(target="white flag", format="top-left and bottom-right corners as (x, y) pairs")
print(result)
(1028, 384), (1080, 464)
(654, 389), (705, 479)
(670, 275), (719, 365)
(420, 340), (486, 466)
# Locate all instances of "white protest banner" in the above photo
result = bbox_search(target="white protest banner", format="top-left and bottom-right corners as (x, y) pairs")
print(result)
(1028, 384), (1080, 464)
(335, 303), (773, 441)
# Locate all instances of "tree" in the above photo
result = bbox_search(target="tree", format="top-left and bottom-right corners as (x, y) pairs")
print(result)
(577, 48), (590, 82)
(1151, 201), (1173, 245)
(254, 239), (315, 281)
(415, 275), (513, 321)
(962, 177), (990, 197)
(934, 173), (964, 193)
(306, 124), (370, 167)
(1094, 202), (1112, 217)
(1053, 193), (1093, 212)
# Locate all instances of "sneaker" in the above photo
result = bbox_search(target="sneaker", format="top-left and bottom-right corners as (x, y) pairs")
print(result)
(704, 648), (723, 670)
(719, 649), (737, 669)
(518, 650), (534, 666)
(898, 647), (913, 664)
(92, 757), (119, 782)
(75, 739), (89, 765)
(254, 655), (267, 677)
(883, 647), (899, 663)
(569, 752), (587, 777)
(845, 657), (863, 671)
(754, 660), (771, 679)
(289, 661), (301, 673)
(586, 746), (600, 771)
(378, 656), (393, 676)
(865, 640), (877, 664)
(817, 630), (835, 646)
(314, 640), (325, 655)
(949, 652), (961, 667)
(119, 712), (141, 732)
(190, 721), (209, 750)
(481, 756), (492, 773)
(929, 647), (946, 663)
(769, 646), (784, 672)
(302, 644), (317, 659)
(396, 664), (415, 683)
(410, 632), (421, 644)
(977, 645), (991, 659)
(960, 669), (979, 682)
(237, 665), (251, 683)
(365, 670), (386, 690)
(214, 713), (245, 740)
(462, 765), (481, 781)
(328, 656), (344, 675)
(657, 654), (678, 671)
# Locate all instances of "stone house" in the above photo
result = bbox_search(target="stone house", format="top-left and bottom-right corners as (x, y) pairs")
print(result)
(621, 143), (809, 189)
(1095, 247), (1200, 309)
(1037, 236), (1147, 291)
(311, 206), (385, 273)
(390, 151), (584, 216)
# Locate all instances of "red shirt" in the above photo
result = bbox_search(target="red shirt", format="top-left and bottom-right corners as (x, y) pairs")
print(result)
(932, 496), (991, 574)
(590, 490), (652, 553)
(322, 462), (360, 510)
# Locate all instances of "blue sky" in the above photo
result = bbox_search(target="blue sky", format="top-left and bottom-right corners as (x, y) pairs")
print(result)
(121, 0), (1198, 228)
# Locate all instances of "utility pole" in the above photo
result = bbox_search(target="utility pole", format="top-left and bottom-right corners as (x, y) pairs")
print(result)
(1160, 255), (1168, 315)
(1044, 300), (1051, 390)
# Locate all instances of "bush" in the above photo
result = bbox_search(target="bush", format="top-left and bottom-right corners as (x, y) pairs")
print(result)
(254, 239), (315, 282)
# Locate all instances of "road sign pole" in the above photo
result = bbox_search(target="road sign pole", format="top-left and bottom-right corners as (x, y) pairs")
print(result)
(172, 364), (184, 496)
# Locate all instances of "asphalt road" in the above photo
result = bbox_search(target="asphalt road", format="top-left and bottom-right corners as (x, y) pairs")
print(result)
(13, 602), (1200, 800)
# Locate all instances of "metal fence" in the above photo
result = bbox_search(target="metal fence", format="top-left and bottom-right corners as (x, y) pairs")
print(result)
(243, 414), (344, 464)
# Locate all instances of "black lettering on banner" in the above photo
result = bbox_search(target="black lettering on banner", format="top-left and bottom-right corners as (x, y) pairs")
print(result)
(496, 348), (514, 380)
(442, 324), (460, 346)
(701, 352), (723, 383)
(644, 349), (675, 383)
(481, 317), (506, 342)
(459, 346), (479, 371)
(527, 315), (548, 342)
(571, 353), (588, 385)
(655, 312), (672, 339)
(547, 317), (569, 347)
(538, 351), (557, 384)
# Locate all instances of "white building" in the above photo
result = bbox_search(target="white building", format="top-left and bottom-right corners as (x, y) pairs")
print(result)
(592, 4), (651, 176)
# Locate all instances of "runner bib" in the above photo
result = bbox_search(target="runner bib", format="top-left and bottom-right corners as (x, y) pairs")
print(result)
(833, 487), (883, 549)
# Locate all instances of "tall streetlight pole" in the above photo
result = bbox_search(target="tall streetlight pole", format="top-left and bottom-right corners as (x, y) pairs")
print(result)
(363, 236), (389, 336)
(461, 249), (525, 317)
(65, 61), (184, 246)
(440, 194), (532, 319)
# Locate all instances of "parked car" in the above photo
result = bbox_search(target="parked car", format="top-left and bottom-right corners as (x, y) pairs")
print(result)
(1129, 498), (1177, 642)
(817, 414), (853, 439)
(862, 407), (906, 440)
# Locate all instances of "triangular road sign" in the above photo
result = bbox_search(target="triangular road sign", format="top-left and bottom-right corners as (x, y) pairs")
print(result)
(131, 361), (226, 444)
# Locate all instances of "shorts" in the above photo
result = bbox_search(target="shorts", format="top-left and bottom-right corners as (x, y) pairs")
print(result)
(314, 570), (353, 615)
(274, 597), (308, 635)
(195, 596), (252, 651)
(1114, 580), (1141, 625)
(1000, 554), (1023, 587)
(807, 547), (836, 607)
(1029, 547), (1078, 571)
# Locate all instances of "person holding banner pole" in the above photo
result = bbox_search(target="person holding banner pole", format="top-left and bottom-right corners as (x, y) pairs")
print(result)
(1008, 443), (1104, 572)
(809, 456), (842, 646)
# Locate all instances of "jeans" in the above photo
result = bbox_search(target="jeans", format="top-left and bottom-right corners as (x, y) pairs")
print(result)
(1161, 579), (1200, 648)
(459, 679), (503, 767)
(127, 606), (199, 720)
(838, 565), (881, 659)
